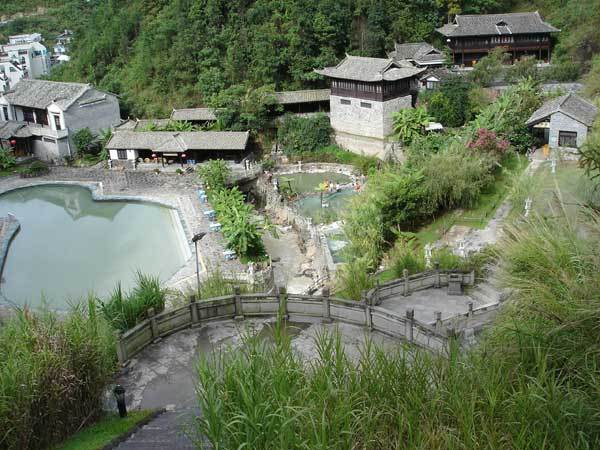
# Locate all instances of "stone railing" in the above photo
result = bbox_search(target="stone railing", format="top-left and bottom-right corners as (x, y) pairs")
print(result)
(115, 286), (448, 365)
(365, 266), (475, 306)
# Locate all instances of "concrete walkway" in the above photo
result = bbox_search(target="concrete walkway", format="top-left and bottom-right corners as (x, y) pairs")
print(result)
(114, 318), (403, 448)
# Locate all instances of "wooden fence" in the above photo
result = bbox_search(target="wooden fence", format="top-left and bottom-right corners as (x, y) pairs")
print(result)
(115, 283), (450, 365)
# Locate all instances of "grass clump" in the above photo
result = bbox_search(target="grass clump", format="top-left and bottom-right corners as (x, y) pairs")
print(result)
(52, 409), (158, 450)
(0, 301), (116, 450)
(97, 272), (166, 332)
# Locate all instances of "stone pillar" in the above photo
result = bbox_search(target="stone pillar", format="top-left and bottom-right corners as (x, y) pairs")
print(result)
(403, 269), (409, 297)
(115, 331), (127, 365)
(277, 286), (288, 321)
(362, 292), (373, 331)
(434, 262), (441, 288)
(148, 308), (160, 343)
(467, 302), (474, 318)
(435, 311), (442, 331)
(321, 287), (332, 323)
(406, 309), (414, 342)
(234, 286), (244, 321)
(189, 294), (199, 325)
(374, 280), (381, 305)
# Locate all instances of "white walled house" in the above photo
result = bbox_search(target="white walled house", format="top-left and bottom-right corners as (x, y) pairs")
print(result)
(0, 60), (24, 92)
(314, 55), (424, 158)
(0, 79), (121, 162)
(0, 41), (50, 79)
(526, 93), (597, 156)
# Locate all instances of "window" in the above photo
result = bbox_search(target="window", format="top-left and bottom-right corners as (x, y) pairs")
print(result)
(9, 67), (16, 73)
(22, 109), (34, 123)
(42, 137), (56, 144)
(558, 131), (577, 147)
(360, 102), (371, 108)
(2, 106), (8, 121)
(117, 150), (127, 160)
(53, 114), (62, 130)
(340, 99), (351, 105)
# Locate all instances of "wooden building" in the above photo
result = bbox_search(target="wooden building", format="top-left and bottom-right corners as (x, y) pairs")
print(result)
(436, 12), (559, 67)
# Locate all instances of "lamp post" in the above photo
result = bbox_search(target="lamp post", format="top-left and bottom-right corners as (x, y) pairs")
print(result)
(113, 384), (127, 418)
(192, 232), (206, 296)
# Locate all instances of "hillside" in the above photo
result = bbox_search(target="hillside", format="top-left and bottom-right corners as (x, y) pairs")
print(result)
(1, 0), (599, 116)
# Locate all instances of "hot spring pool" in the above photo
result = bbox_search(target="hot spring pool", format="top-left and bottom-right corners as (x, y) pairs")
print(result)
(0, 184), (189, 308)
(277, 171), (352, 194)
(294, 189), (356, 224)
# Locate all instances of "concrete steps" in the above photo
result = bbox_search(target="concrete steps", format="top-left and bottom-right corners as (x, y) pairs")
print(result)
(115, 409), (200, 450)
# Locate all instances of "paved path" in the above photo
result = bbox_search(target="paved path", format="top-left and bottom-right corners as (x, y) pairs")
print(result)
(114, 318), (403, 448)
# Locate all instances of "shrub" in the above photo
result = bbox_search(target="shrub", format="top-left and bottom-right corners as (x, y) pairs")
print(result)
(277, 114), (331, 155)
(287, 145), (378, 174)
(334, 256), (374, 300)
(72, 128), (98, 155)
(467, 128), (510, 159)
(97, 272), (166, 332)
(390, 241), (425, 277)
(392, 106), (432, 146)
(261, 157), (275, 171)
(197, 159), (231, 191)
(579, 119), (600, 179)
(0, 302), (116, 450)
(0, 147), (16, 170)
(426, 77), (473, 127)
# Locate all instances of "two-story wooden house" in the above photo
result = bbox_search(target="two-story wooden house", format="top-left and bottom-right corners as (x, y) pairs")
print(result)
(0, 79), (120, 162)
(436, 12), (559, 67)
(314, 55), (424, 158)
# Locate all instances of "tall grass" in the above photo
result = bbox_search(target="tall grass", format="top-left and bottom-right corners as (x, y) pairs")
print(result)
(0, 300), (116, 450)
(196, 206), (600, 449)
(97, 272), (165, 332)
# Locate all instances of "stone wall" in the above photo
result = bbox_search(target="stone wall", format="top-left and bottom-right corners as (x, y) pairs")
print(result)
(330, 94), (412, 139)
(549, 111), (589, 150)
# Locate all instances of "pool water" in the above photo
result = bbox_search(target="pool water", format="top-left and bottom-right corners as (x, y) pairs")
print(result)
(0, 185), (189, 308)
(277, 172), (352, 194)
(294, 189), (356, 224)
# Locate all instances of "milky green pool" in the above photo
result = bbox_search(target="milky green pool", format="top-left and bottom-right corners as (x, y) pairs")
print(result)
(0, 185), (188, 309)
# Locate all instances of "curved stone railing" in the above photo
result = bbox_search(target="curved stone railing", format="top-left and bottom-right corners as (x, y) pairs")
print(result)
(366, 266), (475, 305)
(115, 286), (449, 365)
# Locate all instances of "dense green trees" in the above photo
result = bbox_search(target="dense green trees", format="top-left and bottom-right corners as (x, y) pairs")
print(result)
(277, 114), (331, 154)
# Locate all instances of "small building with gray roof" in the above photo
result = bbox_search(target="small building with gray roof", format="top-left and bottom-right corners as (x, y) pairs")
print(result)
(314, 55), (425, 158)
(106, 130), (250, 165)
(526, 93), (597, 152)
(388, 42), (446, 68)
(0, 79), (120, 162)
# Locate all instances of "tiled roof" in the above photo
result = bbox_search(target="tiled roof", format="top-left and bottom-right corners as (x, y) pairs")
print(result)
(526, 93), (598, 127)
(389, 43), (445, 64)
(274, 89), (331, 104)
(315, 55), (424, 82)
(170, 108), (217, 121)
(0, 121), (31, 139)
(436, 12), (559, 37)
(2, 79), (89, 109)
(106, 130), (249, 152)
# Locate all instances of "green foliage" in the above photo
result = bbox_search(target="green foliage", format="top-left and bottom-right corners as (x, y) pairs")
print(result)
(579, 120), (600, 180)
(506, 56), (539, 83)
(197, 206), (600, 450)
(425, 77), (474, 127)
(97, 273), (166, 332)
(392, 106), (432, 146)
(197, 159), (231, 191)
(211, 187), (265, 259)
(72, 128), (98, 155)
(470, 47), (509, 86)
(277, 114), (331, 154)
(52, 410), (158, 450)
(261, 157), (275, 171)
(0, 302), (116, 450)
(0, 148), (17, 171)
(583, 55), (600, 98)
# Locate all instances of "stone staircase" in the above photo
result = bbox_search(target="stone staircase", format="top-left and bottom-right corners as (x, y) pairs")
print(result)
(115, 408), (200, 450)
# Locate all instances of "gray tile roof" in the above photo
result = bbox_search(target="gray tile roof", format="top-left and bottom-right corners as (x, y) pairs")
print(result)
(0, 121), (31, 139)
(314, 55), (424, 82)
(437, 12), (559, 37)
(274, 89), (331, 104)
(3, 79), (90, 109)
(526, 93), (598, 127)
(114, 119), (177, 131)
(106, 130), (249, 152)
(170, 108), (217, 121)
(389, 42), (445, 64)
